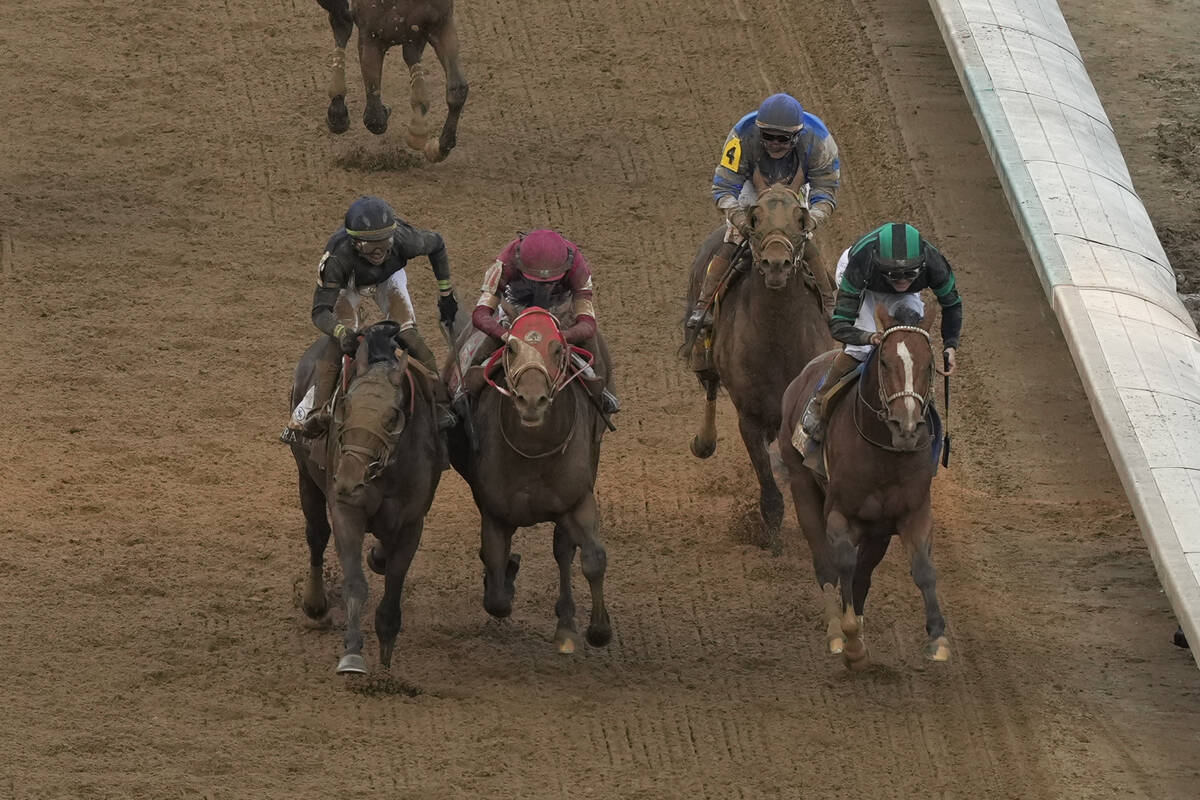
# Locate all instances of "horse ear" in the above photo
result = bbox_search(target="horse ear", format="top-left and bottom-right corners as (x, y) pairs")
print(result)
(388, 349), (409, 386)
(875, 303), (895, 331)
(919, 301), (937, 331)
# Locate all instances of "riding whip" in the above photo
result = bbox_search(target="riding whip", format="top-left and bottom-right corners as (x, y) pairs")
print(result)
(941, 351), (951, 468)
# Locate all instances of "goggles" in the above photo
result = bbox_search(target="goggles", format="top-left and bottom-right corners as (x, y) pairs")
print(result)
(882, 266), (923, 282)
(760, 129), (798, 144)
(353, 236), (393, 257)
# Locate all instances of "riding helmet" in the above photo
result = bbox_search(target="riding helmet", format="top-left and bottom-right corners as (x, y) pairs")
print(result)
(755, 93), (805, 134)
(873, 222), (926, 270)
(514, 229), (574, 282)
(344, 195), (397, 241)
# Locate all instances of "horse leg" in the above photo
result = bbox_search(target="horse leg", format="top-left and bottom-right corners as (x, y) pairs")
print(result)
(479, 513), (519, 619)
(900, 503), (950, 662)
(331, 505), (370, 673)
(400, 40), (431, 152)
(551, 523), (581, 653)
(320, 0), (353, 133)
(736, 414), (784, 555)
(690, 375), (719, 458)
(851, 534), (891, 645)
(298, 468), (331, 621)
(786, 468), (842, 652)
(374, 520), (423, 670)
(828, 509), (868, 670)
(358, 34), (391, 135)
(560, 493), (611, 648)
(425, 20), (468, 162)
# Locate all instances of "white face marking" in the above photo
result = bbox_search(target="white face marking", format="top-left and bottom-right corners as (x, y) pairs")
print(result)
(897, 341), (917, 416)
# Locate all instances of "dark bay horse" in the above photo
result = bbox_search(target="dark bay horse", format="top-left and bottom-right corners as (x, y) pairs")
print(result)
(686, 179), (834, 553)
(778, 304), (950, 670)
(447, 309), (612, 653)
(289, 321), (445, 674)
(316, 0), (468, 162)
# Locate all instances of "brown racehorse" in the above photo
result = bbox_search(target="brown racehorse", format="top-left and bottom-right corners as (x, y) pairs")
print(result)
(447, 308), (612, 653)
(686, 179), (834, 554)
(778, 304), (950, 670)
(316, 0), (468, 162)
(289, 321), (445, 674)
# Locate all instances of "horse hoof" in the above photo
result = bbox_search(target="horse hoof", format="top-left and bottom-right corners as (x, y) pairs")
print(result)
(924, 636), (951, 662)
(424, 139), (446, 163)
(366, 546), (386, 575)
(555, 629), (580, 654)
(690, 435), (716, 459)
(364, 104), (391, 135)
(827, 636), (845, 655)
(586, 624), (613, 648)
(326, 97), (349, 134)
(336, 653), (368, 674)
(404, 130), (428, 151)
(842, 638), (869, 671)
(301, 600), (330, 621)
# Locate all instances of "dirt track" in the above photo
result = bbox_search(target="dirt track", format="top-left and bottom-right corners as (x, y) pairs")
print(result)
(2, 0), (1198, 797)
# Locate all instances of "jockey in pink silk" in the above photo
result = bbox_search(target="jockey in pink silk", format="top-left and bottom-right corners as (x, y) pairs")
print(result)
(471, 229), (618, 414)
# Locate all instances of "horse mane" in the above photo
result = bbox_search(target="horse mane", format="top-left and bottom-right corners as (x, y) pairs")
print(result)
(363, 321), (403, 364)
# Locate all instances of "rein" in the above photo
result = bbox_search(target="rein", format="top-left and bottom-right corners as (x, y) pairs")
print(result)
(497, 385), (579, 459)
(853, 325), (936, 453)
(335, 365), (417, 481)
(747, 175), (813, 279)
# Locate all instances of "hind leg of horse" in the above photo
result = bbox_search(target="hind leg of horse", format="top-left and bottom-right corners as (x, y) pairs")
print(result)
(425, 21), (468, 162)
(901, 505), (950, 661)
(331, 505), (371, 673)
(400, 40), (431, 151)
(691, 376), (719, 458)
(737, 415), (784, 555)
(551, 523), (581, 654)
(828, 510), (868, 670)
(321, 1), (353, 133)
(480, 514), (519, 619)
(298, 468), (332, 621)
(358, 36), (391, 135)
(560, 493), (611, 647)
(374, 520), (424, 670)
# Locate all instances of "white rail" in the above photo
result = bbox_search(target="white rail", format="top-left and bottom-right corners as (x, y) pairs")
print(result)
(927, 0), (1200, 665)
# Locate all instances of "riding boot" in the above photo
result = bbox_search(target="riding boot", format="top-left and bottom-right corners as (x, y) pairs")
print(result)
(686, 241), (738, 332)
(397, 326), (458, 431)
(800, 351), (861, 444)
(282, 350), (340, 442)
(571, 351), (621, 414)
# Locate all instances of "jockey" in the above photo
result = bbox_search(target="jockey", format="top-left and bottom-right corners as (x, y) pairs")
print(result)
(687, 92), (841, 332)
(285, 195), (459, 439)
(797, 222), (963, 448)
(471, 229), (619, 415)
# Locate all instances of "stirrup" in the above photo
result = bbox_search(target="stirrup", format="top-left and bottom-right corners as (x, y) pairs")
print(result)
(436, 404), (458, 432)
(601, 390), (621, 415)
(686, 306), (713, 331)
(800, 398), (825, 444)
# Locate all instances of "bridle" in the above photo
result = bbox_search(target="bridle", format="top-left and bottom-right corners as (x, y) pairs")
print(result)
(335, 360), (416, 482)
(853, 325), (936, 452)
(748, 170), (813, 278)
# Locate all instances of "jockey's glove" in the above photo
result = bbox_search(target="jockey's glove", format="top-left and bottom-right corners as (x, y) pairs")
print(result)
(334, 323), (359, 355)
(727, 207), (750, 236)
(437, 289), (459, 327)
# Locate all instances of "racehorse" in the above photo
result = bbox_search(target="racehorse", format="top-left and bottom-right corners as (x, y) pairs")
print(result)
(316, 0), (468, 162)
(685, 177), (835, 553)
(288, 321), (445, 673)
(447, 308), (612, 653)
(778, 304), (950, 670)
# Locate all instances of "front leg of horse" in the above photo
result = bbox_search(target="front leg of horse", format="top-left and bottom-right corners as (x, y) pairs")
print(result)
(551, 523), (580, 653)
(902, 508), (950, 662)
(479, 515), (519, 619)
(359, 42), (391, 135)
(426, 24), (468, 162)
(561, 494), (611, 648)
(375, 521), (424, 670)
(736, 414), (784, 555)
(400, 42), (431, 152)
(690, 376), (719, 458)
(322, 5), (353, 133)
(828, 510), (868, 670)
(298, 471), (332, 620)
(332, 506), (371, 674)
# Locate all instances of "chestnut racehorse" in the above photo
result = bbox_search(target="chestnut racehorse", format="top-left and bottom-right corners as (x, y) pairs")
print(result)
(778, 304), (950, 670)
(316, 0), (468, 162)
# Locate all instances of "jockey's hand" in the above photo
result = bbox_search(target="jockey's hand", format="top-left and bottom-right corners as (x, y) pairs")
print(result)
(334, 323), (359, 355)
(868, 332), (884, 347)
(942, 347), (958, 376)
(728, 208), (751, 237)
(437, 289), (458, 327)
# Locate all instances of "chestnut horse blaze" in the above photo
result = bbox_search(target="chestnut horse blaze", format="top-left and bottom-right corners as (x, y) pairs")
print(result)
(316, 0), (468, 163)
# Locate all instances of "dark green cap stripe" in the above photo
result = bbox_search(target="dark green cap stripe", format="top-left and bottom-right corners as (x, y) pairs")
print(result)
(905, 223), (920, 260)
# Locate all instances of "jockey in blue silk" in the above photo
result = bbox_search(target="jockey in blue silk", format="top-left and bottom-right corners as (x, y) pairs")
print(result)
(687, 92), (842, 331)
(796, 222), (964, 449)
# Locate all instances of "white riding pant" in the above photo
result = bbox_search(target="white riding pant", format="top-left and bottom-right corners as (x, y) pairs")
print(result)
(342, 269), (417, 330)
(835, 247), (925, 361)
